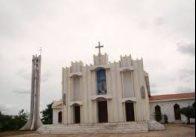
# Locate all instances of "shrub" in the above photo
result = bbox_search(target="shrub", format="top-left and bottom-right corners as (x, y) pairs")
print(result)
(180, 105), (195, 124)
(0, 110), (27, 131)
(41, 103), (53, 124)
(154, 111), (162, 122)
(163, 114), (168, 124)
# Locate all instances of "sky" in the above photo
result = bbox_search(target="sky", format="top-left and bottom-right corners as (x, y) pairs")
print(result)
(0, 0), (195, 115)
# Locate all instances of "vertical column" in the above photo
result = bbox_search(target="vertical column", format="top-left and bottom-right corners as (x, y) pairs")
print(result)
(21, 55), (43, 131)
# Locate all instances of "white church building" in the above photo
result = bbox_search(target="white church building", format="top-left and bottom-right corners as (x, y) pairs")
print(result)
(53, 43), (151, 124)
(49, 45), (195, 134)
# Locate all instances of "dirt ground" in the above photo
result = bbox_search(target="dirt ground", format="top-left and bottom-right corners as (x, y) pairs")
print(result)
(0, 124), (195, 137)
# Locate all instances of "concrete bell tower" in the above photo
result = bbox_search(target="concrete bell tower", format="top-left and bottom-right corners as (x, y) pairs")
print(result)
(21, 55), (43, 130)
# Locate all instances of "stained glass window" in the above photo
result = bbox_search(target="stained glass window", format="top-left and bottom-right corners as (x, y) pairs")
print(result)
(96, 69), (107, 95)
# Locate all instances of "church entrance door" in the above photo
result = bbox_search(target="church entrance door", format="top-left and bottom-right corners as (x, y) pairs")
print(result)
(98, 101), (108, 123)
(58, 111), (62, 123)
(74, 105), (80, 123)
(125, 101), (135, 121)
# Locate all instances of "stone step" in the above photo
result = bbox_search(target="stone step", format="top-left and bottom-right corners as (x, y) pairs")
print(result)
(38, 122), (149, 134)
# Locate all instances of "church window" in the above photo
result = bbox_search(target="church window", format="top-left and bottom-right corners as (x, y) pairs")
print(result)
(155, 105), (162, 122)
(96, 69), (107, 95)
(122, 72), (134, 98)
(140, 86), (146, 99)
(174, 104), (181, 120)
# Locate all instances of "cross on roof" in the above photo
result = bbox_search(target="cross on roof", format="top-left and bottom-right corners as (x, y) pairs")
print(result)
(95, 42), (104, 55)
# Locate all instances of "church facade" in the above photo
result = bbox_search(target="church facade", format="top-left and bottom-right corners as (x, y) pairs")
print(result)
(51, 46), (195, 132)
(53, 45), (151, 125)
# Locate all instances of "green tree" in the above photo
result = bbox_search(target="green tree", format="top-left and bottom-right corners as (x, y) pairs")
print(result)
(0, 109), (27, 131)
(14, 110), (28, 129)
(180, 105), (195, 124)
(41, 103), (53, 124)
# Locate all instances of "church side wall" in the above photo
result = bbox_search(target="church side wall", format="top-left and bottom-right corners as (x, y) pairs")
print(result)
(150, 99), (195, 123)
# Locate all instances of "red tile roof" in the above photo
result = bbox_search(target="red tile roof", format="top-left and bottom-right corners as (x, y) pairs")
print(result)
(149, 92), (195, 102)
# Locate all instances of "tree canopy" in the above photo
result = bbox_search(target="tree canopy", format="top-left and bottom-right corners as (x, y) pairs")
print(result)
(41, 103), (53, 124)
(0, 110), (28, 131)
(180, 102), (195, 124)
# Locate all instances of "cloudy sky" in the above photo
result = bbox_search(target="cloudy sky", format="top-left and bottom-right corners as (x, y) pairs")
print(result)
(0, 0), (195, 115)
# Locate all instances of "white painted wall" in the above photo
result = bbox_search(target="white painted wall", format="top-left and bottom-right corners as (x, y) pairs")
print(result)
(150, 99), (195, 123)
(53, 109), (62, 124)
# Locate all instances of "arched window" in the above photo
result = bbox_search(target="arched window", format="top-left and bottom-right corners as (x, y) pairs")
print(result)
(58, 111), (62, 123)
(155, 105), (162, 122)
(96, 68), (107, 95)
(140, 86), (146, 99)
(174, 104), (181, 120)
(122, 71), (134, 98)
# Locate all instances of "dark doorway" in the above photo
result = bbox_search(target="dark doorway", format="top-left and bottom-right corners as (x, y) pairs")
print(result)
(58, 111), (62, 123)
(174, 104), (181, 120)
(155, 105), (162, 122)
(74, 105), (80, 123)
(125, 101), (135, 121)
(98, 101), (108, 123)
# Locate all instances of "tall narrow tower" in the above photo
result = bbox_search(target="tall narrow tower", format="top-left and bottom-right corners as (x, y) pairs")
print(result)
(21, 55), (42, 130)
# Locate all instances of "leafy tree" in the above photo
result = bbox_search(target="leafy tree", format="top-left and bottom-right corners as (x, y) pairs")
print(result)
(41, 103), (53, 124)
(15, 110), (28, 129)
(0, 109), (27, 131)
(180, 105), (195, 124)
